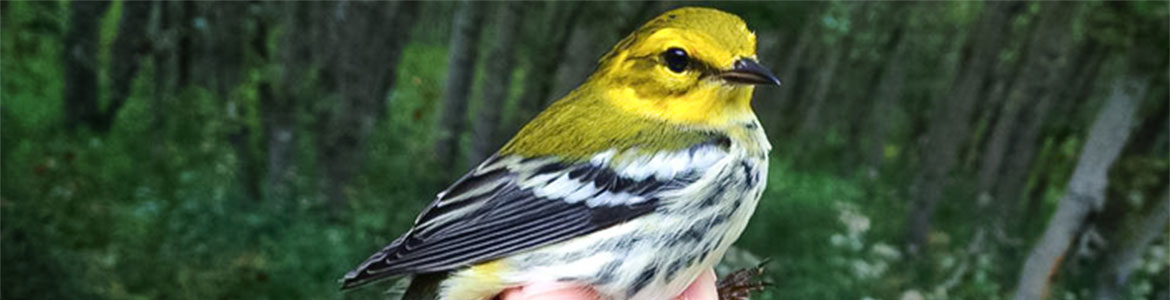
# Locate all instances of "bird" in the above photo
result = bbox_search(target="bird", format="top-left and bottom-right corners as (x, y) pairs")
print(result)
(341, 7), (780, 300)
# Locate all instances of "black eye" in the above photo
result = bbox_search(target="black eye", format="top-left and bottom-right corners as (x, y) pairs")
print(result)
(662, 48), (689, 73)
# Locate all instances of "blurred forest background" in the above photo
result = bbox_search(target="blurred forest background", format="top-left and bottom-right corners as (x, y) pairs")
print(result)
(2, 1), (1168, 299)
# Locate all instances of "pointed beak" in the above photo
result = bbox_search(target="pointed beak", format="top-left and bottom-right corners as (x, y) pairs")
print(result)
(719, 59), (781, 86)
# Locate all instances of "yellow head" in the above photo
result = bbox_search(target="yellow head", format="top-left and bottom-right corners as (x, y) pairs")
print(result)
(589, 7), (780, 127)
(499, 7), (777, 159)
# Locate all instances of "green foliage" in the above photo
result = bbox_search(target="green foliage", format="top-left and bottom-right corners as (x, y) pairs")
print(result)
(1, 4), (448, 298)
(740, 160), (871, 299)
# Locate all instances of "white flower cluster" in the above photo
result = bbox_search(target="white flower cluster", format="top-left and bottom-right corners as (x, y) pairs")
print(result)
(827, 202), (903, 282)
(829, 201), (870, 251)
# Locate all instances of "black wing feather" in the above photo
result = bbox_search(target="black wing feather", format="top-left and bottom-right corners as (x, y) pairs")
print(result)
(340, 157), (671, 290)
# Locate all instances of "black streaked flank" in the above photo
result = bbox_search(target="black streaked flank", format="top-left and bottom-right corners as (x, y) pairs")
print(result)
(628, 266), (659, 298)
(664, 258), (686, 282)
(740, 161), (755, 187)
(698, 248), (711, 262)
(594, 261), (622, 285)
(699, 183), (727, 208)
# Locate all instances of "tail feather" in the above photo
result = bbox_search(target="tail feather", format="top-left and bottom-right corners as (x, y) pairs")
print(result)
(341, 237), (406, 290)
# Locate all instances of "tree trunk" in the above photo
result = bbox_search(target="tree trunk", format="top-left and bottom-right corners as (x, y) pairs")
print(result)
(195, 3), (246, 99)
(376, 2), (421, 120)
(958, 18), (1069, 277)
(95, 1), (153, 133)
(551, 5), (601, 103)
(549, 2), (653, 102)
(509, 2), (582, 133)
(1095, 189), (1169, 300)
(976, 91), (1025, 200)
(973, 2), (1077, 239)
(796, 40), (843, 138)
(148, 1), (181, 159)
(262, 74), (294, 205)
(469, 3), (525, 165)
(995, 1), (1079, 221)
(62, 1), (110, 132)
(1011, 74), (1148, 300)
(1018, 40), (1108, 232)
(177, 1), (193, 87)
(963, 12), (1034, 174)
(774, 5), (823, 113)
(263, 2), (312, 205)
(315, 1), (422, 213)
(614, 1), (664, 40)
(862, 5), (910, 173)
(770, 12), (822, 136)
(435, 0), (488, 178)
(238, 3), (272, 202)
(906, 1), (1021, 254)
(193, 3), (260, 201)
(750, 27), (788, 132)
(1095, 187), (1169, 300)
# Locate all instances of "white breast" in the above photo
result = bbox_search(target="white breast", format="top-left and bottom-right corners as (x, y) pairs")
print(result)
(497, 149), (768, 300)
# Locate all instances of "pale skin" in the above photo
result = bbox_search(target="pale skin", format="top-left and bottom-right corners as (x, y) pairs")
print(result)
(499, 268), (718, 300)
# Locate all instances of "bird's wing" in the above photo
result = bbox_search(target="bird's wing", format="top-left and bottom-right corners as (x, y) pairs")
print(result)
(340, 136), (730, 289)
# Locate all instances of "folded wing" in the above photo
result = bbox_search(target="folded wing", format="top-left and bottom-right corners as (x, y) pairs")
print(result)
(341, 137), (729, 289)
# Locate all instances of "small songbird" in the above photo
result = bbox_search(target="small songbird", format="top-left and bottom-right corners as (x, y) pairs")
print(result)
(341, 7), (780, 300)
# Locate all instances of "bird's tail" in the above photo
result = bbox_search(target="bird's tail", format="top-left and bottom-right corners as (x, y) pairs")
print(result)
(340, 237), (406, 290)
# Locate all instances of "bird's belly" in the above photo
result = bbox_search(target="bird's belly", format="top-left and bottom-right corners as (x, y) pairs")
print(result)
(483, 157), (767, 300)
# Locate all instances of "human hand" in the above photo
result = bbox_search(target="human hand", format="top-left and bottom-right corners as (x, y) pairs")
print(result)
(498, 268), (718, 300)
